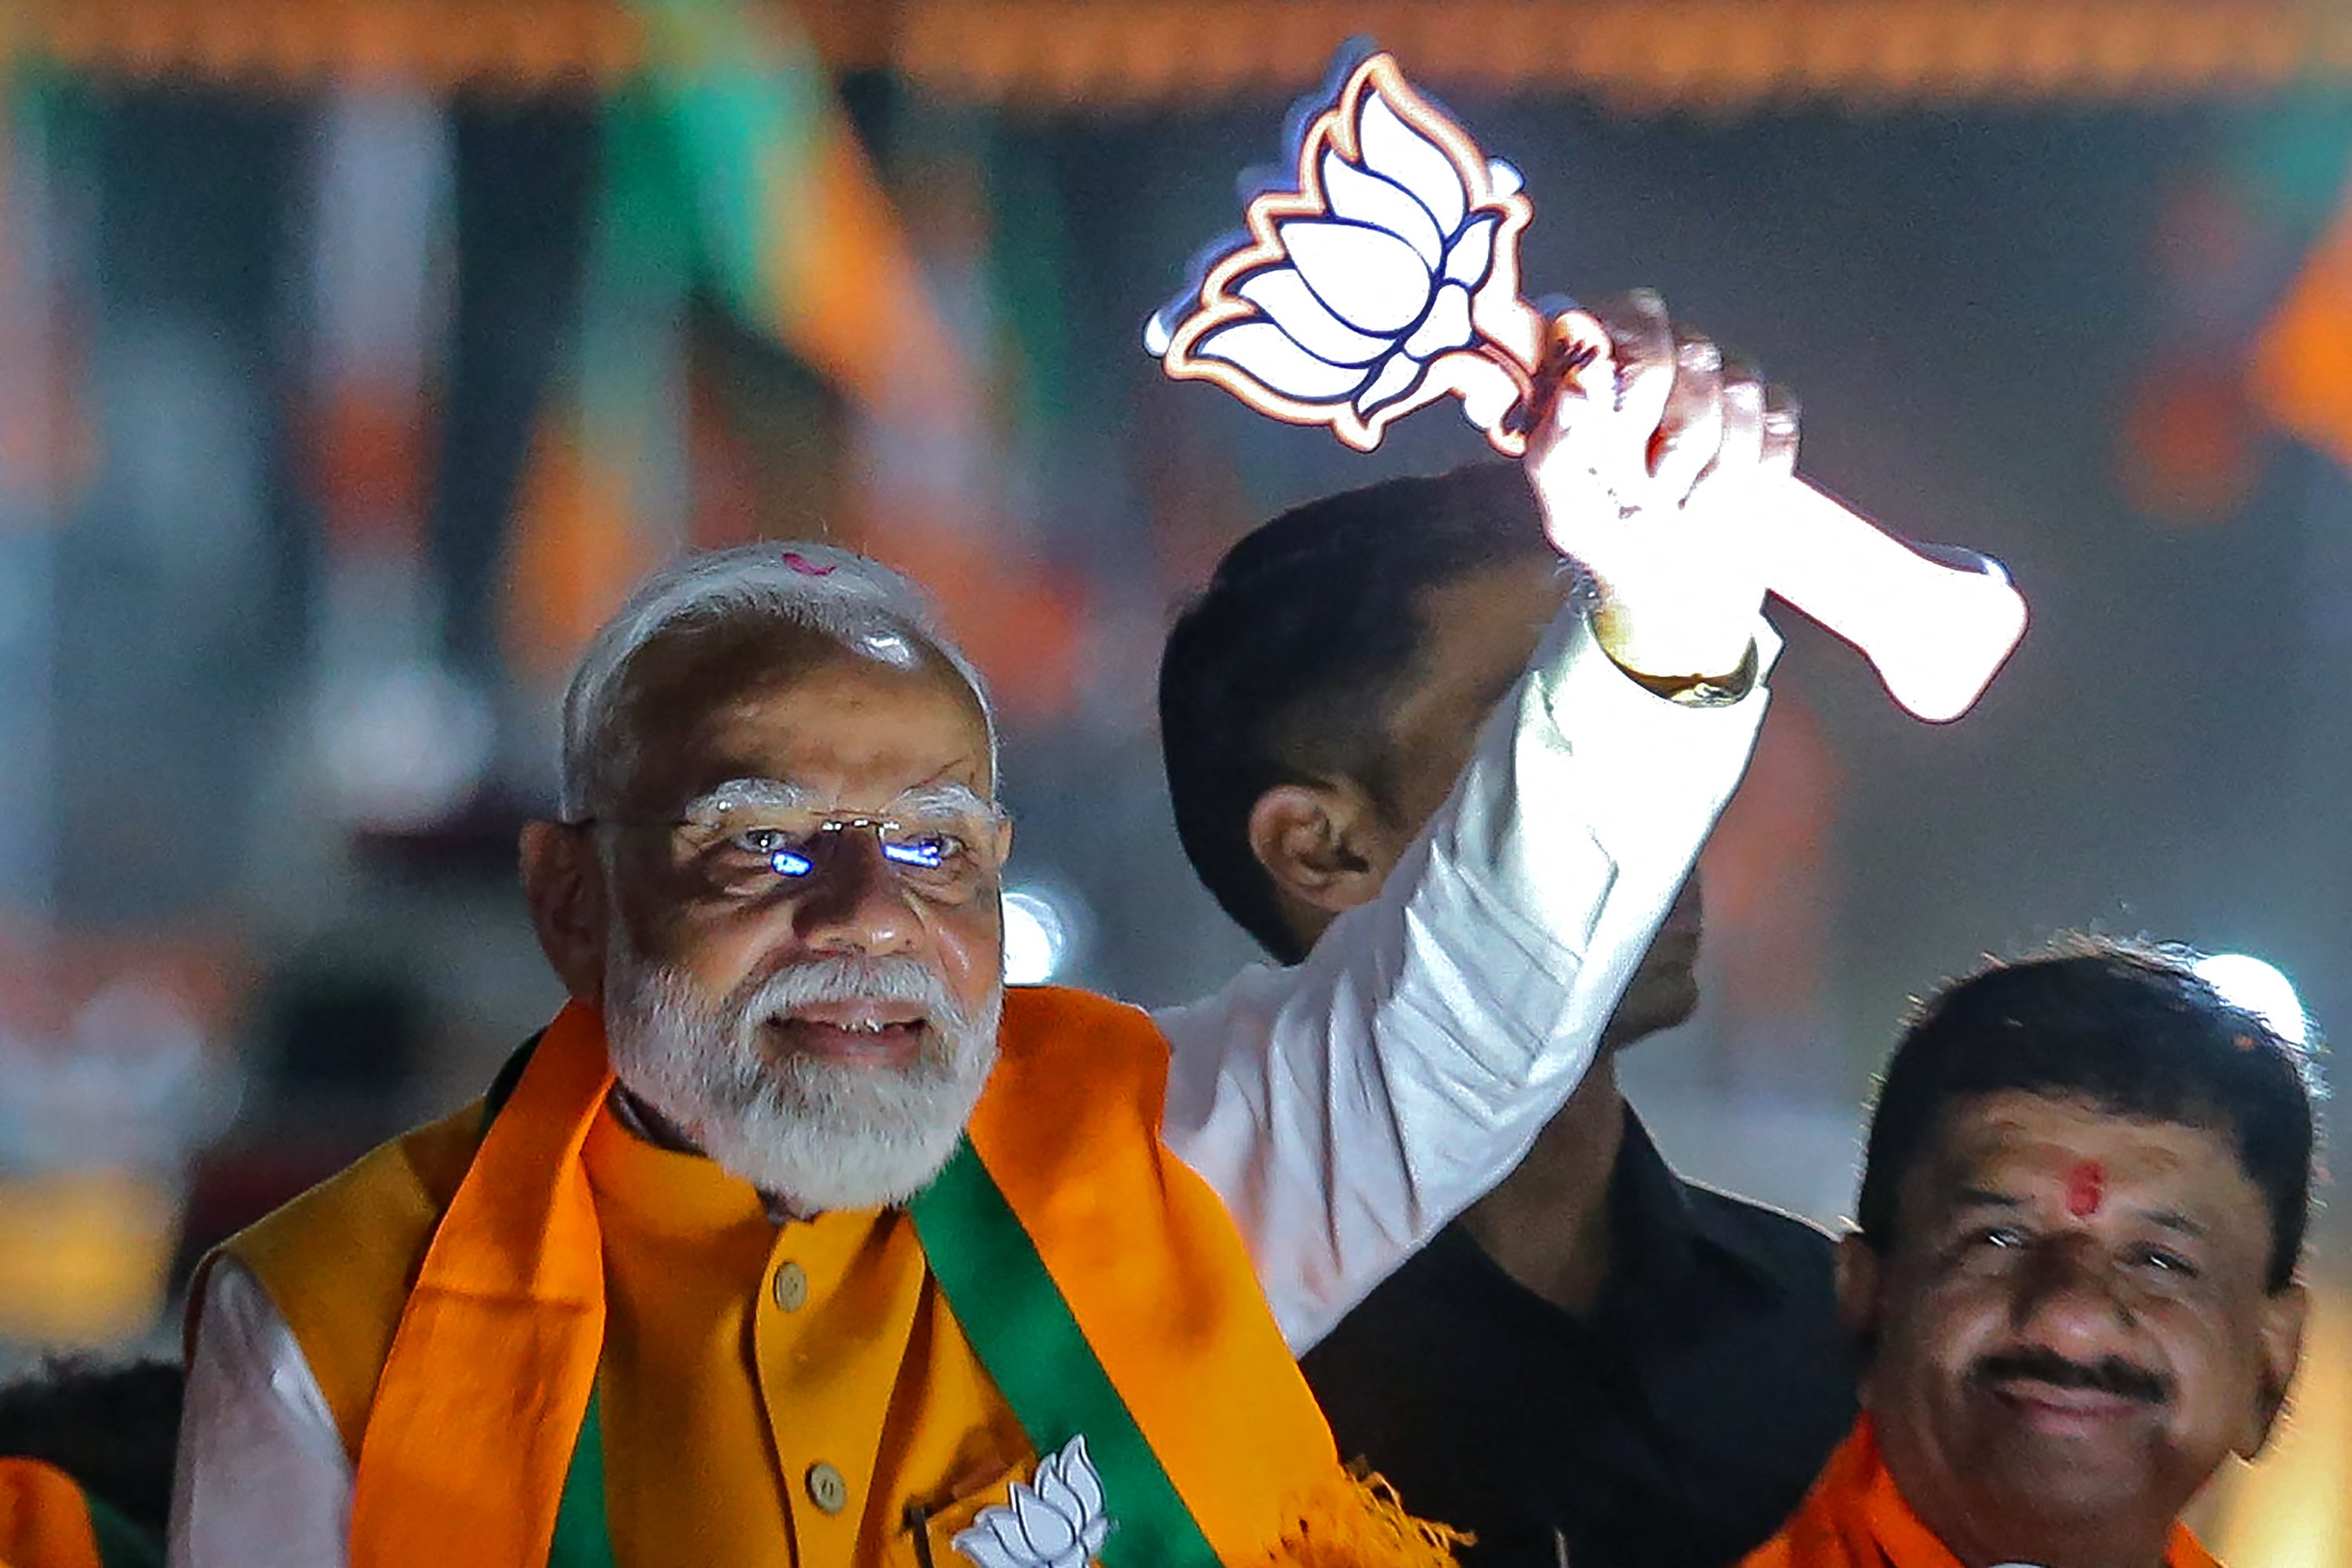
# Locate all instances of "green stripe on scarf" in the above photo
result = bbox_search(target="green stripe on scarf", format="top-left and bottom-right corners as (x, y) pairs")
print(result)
(547, 1388), (619, 1568)
(82, 1494), (164, 1568)
(909, 1139), (1221, 1568)
(485, 1043), (618, 1568)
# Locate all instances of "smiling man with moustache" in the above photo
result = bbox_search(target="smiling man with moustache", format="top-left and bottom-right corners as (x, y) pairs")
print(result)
(1744, 941), (2317, 1568)
(168, 297), (1792, 1568)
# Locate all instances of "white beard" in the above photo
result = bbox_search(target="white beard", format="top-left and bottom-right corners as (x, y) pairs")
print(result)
(602, 941), (1001, 1213)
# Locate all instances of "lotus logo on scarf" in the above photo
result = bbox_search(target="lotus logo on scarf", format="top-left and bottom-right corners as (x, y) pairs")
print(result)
(1146, 49), (1543, 454)
(953, 1436), (1113, 1568)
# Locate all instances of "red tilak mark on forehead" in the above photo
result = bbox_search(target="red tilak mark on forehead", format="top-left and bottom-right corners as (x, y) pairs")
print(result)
(781, 551), (836, 577)
(2066, 1161), (2106, 1219)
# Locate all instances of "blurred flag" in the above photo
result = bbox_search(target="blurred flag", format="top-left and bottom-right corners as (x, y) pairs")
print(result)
(509, 0), (975, 682)
(2252, 189), (2352, 474)
(514, 2), (1096, 726)
(0, 72), (91, 517)
(624, 0), (967, 421)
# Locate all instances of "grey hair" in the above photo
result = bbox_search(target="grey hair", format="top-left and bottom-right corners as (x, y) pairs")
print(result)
(558, 543), (996, 821)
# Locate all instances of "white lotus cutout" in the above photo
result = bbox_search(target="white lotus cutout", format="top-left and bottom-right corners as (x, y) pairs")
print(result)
(1148, 55), (1545, 454)
(953, 1436), (1113, 1568)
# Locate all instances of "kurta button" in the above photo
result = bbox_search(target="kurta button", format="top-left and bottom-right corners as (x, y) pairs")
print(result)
(771, 1260), (808, 1312)
(806, 1461), (849, 1515)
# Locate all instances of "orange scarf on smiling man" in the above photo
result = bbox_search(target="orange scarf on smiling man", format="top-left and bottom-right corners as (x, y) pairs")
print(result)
(0, 1458), (157, 1568)
(1740, 1418), (2220, 1568)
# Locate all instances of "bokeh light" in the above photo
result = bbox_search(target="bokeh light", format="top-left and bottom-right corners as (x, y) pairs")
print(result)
(2194, 953), (2311, 1047)
(1003, 885), (1079, 986)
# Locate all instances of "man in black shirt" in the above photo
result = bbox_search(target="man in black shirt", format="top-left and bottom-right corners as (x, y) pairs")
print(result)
(1160, 441), (1857, 1565)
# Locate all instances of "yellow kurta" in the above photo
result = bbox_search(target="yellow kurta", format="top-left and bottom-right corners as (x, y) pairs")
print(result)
(582, 1105), (1034, 1567)
(227, 1098), (1038, 1567)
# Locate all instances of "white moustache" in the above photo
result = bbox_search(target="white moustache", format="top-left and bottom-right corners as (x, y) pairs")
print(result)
(737, 955), (973, 1034)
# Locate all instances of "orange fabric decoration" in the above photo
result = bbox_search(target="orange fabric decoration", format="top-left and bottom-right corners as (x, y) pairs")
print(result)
(769, 128), (965, 425)
(2253, 198), (2352, 476)
(0, 1458), (105, 1568)
(14, 1), (2352, 108)
(502, 415), (658, 683)
(1740, 1418), (2220, 1568)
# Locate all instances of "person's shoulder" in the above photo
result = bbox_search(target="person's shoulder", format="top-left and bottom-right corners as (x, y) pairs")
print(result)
(208, 1101), (491, 1457)
(1008, 984), (1155, 1031)
(1680, 1180), (1840, 1288)
(228, 1101), (488, 1272)
(999, 985), (1168, 1078)
(1302, 1225), (1497, 1363)
(975, 986), (1183, 1162)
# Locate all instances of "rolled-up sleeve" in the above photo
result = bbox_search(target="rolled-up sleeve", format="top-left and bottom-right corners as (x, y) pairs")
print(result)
(1156, 608), (1779, 1352)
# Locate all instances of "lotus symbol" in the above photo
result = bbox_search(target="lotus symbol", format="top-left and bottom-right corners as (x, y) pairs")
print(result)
(953, 1436), (1113, 1568)
(1148, 53), (1547, 453)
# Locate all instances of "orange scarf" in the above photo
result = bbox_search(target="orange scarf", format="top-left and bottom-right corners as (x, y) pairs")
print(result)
(347, 989), (1458, 1566)
(0, 1460), (104, 1568)
(1741, 1418), (2220, 1568)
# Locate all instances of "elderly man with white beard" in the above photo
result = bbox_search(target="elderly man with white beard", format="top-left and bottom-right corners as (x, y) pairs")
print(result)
(169, 305), (1791, 1568)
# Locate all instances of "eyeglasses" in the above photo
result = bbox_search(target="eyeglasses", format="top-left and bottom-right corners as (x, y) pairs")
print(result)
(730, 812), (1005, 901)
(578, 790), (1008, 906)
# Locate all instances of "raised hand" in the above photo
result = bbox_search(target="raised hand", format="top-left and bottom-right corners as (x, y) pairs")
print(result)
(1523, 292), (1793, 685)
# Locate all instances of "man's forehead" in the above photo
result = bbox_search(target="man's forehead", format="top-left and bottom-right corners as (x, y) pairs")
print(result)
(651, 721), (993, 820)
(1922, 1091), (2240, 1205)
(626, 615), (971, 705)
(615, 621), (993, 804)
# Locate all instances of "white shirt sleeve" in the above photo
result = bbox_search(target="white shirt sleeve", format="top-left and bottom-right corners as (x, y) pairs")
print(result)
(1154, 607), (1778, 1352)
(169, 1256), (354, 1568)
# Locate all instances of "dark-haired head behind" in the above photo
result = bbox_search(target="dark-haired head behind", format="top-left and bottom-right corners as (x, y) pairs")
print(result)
(1776, 937), (2321, 1568)
(1160, 462), (1555, 960)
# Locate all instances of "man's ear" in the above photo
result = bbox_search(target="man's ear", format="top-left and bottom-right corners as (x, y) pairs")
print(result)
(1246, 780), (1390, 925)
(520, 821), (609, 1005)
(1833, 1232), (1886, 1357)
(2242, 1280), (2310, 1458)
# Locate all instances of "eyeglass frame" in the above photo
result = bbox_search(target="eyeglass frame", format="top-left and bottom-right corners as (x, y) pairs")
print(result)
(564, 777), (1011, 905)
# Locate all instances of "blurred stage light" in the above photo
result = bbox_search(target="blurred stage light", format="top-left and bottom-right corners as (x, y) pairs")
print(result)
(2194, 953), (2310, 1046)
(316, 662), (495, 833)
(1003, 884), (1083, 986)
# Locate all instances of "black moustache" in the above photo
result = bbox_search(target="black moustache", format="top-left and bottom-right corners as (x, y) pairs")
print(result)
(1971, 1346), (2172, 1406)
